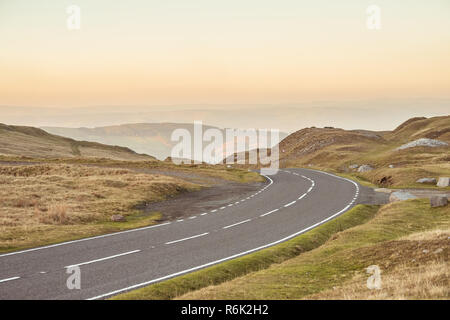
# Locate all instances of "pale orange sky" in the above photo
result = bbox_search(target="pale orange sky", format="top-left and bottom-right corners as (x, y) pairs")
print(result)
(1, 0), (449, 107)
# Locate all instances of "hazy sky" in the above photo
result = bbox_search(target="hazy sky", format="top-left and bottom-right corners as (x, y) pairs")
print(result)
(1, 0), (449, 107)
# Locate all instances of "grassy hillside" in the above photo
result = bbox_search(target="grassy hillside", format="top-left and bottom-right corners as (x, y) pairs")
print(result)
(0, 123), (154, 161)
(0, 163), (199, 252)
(278, 116), (450, 188)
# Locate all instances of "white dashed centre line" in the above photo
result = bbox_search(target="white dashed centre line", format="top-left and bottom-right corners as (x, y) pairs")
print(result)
(0, 276), (20, 284)
(298, 194), (307, 200)
(223, 219), (252, 229)
(165, 232), (209, 245)
(65, 250), (141, 268)
(260, 209), (279, 217)
(284, 201), (296, 207)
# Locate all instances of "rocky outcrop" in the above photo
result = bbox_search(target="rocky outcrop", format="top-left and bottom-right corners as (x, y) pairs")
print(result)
(357, 165), (374, 173)
(436, 177), (450, 187)
(430, 196), (448, 207)
(395, 138), (448, 151)
(111, 214), (126, 222)
(389, 191), (417, 202)
(416, 178), (437, 184)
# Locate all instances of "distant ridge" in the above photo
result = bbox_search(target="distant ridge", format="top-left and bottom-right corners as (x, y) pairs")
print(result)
(0, 123), (155, 161)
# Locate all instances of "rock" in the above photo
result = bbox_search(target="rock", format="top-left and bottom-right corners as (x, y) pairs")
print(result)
(437, 177), (450, 187)
(430, 196), (448, 207)
(111, 214), (126, 222)
(395, 138), (448, 151)
(375, 188), (393, 193)
(433, 248), (443, 254)
(416, 178), (437, 184)
(388, 164), (395, 168)
(358, 165), (374, 172)
(349, 164), (359, 169)
(422, 249), (429, 254)
(389, 191), (417, 202)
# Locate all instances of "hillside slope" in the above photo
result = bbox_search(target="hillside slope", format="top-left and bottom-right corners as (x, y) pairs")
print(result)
(277, 116), (450, 188)
(0, 123), (155, 161)
(42, 123), (288, 161)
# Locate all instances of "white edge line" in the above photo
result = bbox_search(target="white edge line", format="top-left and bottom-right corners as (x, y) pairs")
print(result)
(65, 250), (141, 268)
(0, 222), (171, 258)
(222, 219), (252, 229)
(88, 197), (355, 300)
(88, 170), (358, 300)
(0, 276), (21, 283)
(0, 173), (274, 259)
(165, 232), (209, 245)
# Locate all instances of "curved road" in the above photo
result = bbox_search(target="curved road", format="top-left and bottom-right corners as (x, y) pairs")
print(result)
(0, 168), (361, 300)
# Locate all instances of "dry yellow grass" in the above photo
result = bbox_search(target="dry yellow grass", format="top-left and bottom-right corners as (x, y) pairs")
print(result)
(175, 200), (449, 300)
(0, 163), (197, 252)
(307, 229), (449, 300)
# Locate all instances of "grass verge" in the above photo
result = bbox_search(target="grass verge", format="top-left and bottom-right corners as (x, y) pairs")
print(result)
(176, 199), (449, 299)
(112, 204), (379, 300)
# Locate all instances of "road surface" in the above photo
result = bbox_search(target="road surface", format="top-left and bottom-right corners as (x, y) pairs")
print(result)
(0, 168), (362, 300)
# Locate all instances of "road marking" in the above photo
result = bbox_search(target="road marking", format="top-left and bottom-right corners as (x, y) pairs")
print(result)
(165, 232), (209, 245)
(284, 201), (296, 207)
(298, 194), (307, 200)
(88, 169), (359, 300)
(235, 202), (240, 204)
(211, 209), (217, 213)
(177, 219), (184, 222)
(228, 204), (233, 207)
(0, 276), (20, 284)
(308, 187), (313, 192)
(260, 209), (279, 217)
(222, 219), (252, 229)
(220, 206), (226, 210)
(188, 216), (197, 219)
(65, 250), (141, 268)
(0, 221), (172, 259)
(200, 213), (208, 216)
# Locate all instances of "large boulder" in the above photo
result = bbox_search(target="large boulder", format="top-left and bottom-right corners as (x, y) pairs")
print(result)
(437, 177), (450, 187)
(358, 165), (374, 173)
(395, 138), (448, 151)
(389, 191), (417, 202)
(416, 178), (437, 184)
(430, 196), (448, 208)
(111, 214), (126, 222)
(349, 164), (359, 169)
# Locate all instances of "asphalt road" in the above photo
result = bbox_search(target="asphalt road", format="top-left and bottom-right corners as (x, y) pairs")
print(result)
(0, 168), (362, 300)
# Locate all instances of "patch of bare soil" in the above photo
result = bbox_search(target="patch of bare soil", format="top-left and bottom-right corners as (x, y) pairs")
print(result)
(137, 179), (265, 221)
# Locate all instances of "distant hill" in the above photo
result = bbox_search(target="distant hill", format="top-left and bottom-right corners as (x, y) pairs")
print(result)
(277, 115), (449, 169)
(42, 123), (288, 161)
(223, 116), (450, 186)
(0, 123), (155, 161)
